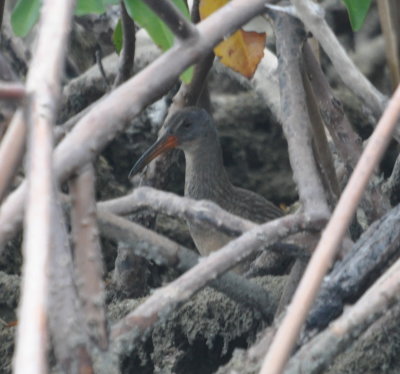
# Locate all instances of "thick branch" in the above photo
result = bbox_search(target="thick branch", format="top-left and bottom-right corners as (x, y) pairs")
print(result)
(48, 197), (93, 372)
(97, 209), (276, 320)
(0, 82), (25, 101)
(275, 13), (330, 219)
(302, 41), (390, 222)
(110, 213), (313, 347)
(0, 0), (272, 252)
(302, 66), (340, 204)
(69, 164), (108, 350)
(305, 203), (400, 333)
(13, 0), (76, 373)
(260, 82), (400, 374)
(0, 112), (25, 202)
(377, 0), (400, 88)
(290, 0), (390, 130)
(285, 256), (400, 374)
(301, 42), (362, 170)
(98, 186), (256, 236)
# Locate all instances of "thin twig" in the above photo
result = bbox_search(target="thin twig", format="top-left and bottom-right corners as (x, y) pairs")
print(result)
(285, 255), (400, 374)
(69, 164), (108, 350)
(142, 0), (198, 40)
(260, 84), (400, 374)
(290, 0), (390, 129)
(0, 0), (273, 251)
(95, 46), (110, 90)
(13, 0), (76, 373)
(113, 1), (136, 88)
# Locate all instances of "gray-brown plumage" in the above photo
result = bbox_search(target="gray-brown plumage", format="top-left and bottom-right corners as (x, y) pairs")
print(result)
(129, 107), (282, 256)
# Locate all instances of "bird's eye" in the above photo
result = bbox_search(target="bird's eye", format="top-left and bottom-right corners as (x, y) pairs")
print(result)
(182, 121), (191, 129)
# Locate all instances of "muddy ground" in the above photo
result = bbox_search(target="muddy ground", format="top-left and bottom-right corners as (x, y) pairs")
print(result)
(1, 2), (400, 373)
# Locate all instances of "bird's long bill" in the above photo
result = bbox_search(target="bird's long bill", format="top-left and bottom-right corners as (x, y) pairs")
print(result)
(128, 134), (178, 177)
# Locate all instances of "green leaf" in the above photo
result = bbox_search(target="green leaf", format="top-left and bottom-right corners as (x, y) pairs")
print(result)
(103, 0), (120, 5)
(342, 0), (373, 31)
(75, 0), (106, 15)
(123, 0), (192, 82)
(124, 0), (173, 50)
(113, 18), (123, 55)
(180, 66), (194, 84)
(11, 0), (41, 37)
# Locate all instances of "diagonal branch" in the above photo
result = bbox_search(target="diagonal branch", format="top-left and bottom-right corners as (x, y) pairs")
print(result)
(98, 209), (276, 319)
(285, 254), (400, 374)
(290, 0), (391, 132)
(110, 213), (314, 348)
(260, 83), (400, 374)
(0, 0), (272, 252)
(142, 0), (198, 40)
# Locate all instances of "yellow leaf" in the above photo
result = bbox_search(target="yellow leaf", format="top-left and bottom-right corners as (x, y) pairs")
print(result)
(199, 0), (266, 79)
(215, 30), (265, 78)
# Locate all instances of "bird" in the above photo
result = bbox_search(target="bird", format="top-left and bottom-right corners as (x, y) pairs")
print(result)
(129, 107), (282, 256)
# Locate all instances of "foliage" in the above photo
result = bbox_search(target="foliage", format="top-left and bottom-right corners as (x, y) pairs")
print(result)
(341, 0), (373, 31)
(11, 0), (192, 82)
(199, 0), (266, 79)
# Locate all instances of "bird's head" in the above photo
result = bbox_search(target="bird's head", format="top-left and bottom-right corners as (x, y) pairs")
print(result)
(128, 107), (216, 177)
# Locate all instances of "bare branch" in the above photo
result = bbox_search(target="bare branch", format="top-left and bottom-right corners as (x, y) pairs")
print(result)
(0, 82), (25, 101)
(305, 203), (400, 334)
(97, 209), (276, 319)
(143, 0), (198, 40)
(377, 0), (400, 89)
(302, 42), (390, 222)
(69, 164), (108, 350)
(285, 256), (400, 374)
(0, 111), (25, 202)
(301, 42), (362, 170)
(0, 0), (4, 29)
(384, 152), (400, 205)
(48, 197), (94, 372)
(0, 0), (272, 251)
(260, 83), (400, 374)
(302, 66), (340, 204)
(275, 13), (330, 219)
(13, 0), (76, 372)
(110, 213), (312, 346)
(98, 186), (256, 236)
(113, 1), (136, 88)
(290, 0), (390, 129)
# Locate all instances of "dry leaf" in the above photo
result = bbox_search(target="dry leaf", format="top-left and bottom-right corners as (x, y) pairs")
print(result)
(199, 0), (266, 78)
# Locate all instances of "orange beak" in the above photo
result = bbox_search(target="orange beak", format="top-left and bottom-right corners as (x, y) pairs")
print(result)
(128, 134), (178, 177)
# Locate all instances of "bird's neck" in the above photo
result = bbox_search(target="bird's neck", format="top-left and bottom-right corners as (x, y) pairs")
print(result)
(183, 139), (233, 200)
